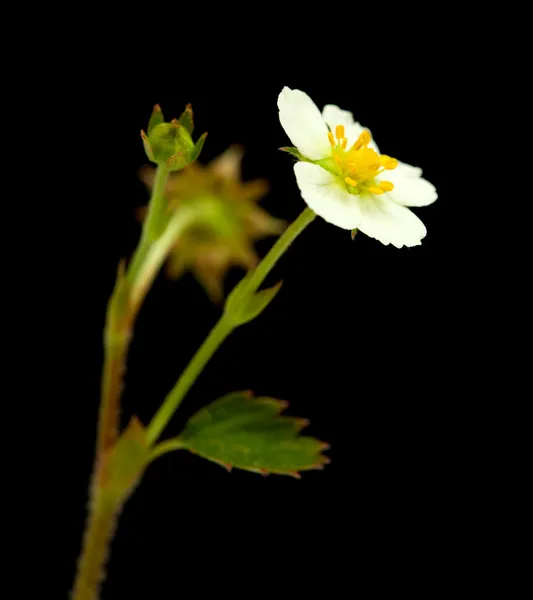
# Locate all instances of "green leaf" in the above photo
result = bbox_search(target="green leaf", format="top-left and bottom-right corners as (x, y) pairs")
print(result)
(178, 103), (194, 134)
(279, 146), (307, 161)
(178, 392), (330, 477)
(103, 416), (150, 502)
(147, 104), (165, 136)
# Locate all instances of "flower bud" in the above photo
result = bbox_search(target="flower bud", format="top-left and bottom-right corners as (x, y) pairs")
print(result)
(141, 104), (207, 171)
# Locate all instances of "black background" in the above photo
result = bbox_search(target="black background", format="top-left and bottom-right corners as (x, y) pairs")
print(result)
(57, 17), (480, 599)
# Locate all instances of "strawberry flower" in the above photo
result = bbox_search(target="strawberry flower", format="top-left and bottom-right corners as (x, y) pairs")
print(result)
(278, 87), (437, 248)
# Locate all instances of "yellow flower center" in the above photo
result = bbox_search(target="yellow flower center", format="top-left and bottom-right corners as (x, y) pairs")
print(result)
(327, 125), (398, 195)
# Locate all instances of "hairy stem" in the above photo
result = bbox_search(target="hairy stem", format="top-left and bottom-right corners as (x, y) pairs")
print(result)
(72, 165), (177, 600)
(71, 495), (120, 600)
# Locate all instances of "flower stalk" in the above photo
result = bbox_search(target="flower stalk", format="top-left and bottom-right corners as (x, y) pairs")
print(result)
(145, 206), (316, 445)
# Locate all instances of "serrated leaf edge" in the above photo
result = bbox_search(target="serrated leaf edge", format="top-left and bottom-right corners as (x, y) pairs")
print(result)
(183, 444), (331, 477)
(180, 391), (330, 477)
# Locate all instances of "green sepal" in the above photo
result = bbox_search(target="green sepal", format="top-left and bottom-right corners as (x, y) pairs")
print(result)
(147, 104), (165, 136)
(148, 122), (185, 166)
(351, 229), (358, 240)
(178, 104), (194, 134)
(141, 130), (155, 162)
(279, 146), (308, 161)
(166, 150), (190, 171)
(177, 392), (330, 477)
(190, 132), (208, 163)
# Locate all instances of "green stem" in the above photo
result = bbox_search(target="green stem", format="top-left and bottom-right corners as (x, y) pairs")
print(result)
(244, 206), (316, 295)
(146, 206), (316, 445)
(95, 164), (170, 459)
(129, 206), (199, 316)
(127, 165), (169, 283)
(149, 438), (186, 462)
(146, 316), (231, 445)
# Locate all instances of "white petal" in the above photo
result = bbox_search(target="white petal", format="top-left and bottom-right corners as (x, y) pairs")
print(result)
(293, 162), (362, 230)
(322, 104), (355, 131)
(322, 104), (380, 153)
(278, 87), (330, 160)
(357, 194), (427, 248)
(395, 161), (423, 178)
(379, 172), (437, 207)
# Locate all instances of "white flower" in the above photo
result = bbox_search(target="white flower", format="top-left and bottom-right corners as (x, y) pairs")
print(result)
(278, 87), (437, 248)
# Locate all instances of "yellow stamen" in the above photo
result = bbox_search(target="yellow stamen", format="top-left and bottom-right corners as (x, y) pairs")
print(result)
(380, 155), (399, 170)
(327, 125), (398, 198)
(368, 186), (384, 195)
(352, 130), (371, 150)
